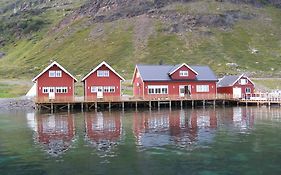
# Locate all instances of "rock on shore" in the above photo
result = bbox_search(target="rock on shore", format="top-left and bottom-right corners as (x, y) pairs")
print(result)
(0, 97), (35, 111)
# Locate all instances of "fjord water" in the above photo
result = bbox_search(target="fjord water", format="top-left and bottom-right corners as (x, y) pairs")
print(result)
(1, 107), (281, 175)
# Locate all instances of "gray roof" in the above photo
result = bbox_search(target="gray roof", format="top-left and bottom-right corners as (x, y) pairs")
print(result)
(217, 75), (241, 87)
(136, 64), (217, 81)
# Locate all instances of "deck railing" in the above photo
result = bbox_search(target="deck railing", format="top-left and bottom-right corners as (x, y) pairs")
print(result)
(35, 94), (237, 103)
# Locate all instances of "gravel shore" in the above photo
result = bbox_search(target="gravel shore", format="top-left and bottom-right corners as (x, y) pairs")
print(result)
(0, 97), (35, 111)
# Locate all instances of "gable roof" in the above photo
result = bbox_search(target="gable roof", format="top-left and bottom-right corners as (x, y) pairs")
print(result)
(168, 63), (198, 75)
(135, 64), (217, 81)
(32, 61), (78, 82)
(217, 74), (254, 87)
(82, 61), (125, 81)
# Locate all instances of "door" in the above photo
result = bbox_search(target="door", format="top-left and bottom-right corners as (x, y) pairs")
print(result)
(97, 87), (103, 99)
(233, 87), (242, 99)
(179, 85), (185, 97)
(179, 85), (191, 97)
(48, 87), (55, 100)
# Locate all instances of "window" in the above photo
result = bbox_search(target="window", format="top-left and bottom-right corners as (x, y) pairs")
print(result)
(91, 86), (115, 93)
(49, 71), (56, 77)
(55, 87), (68, 93)
(240, 79), (248, 85)
(97, 70), (109, 77)
(245, 88), (251, 93)
(55, 71), (62, 77)
(49, 70), (62, 77)
(196, 85), (209, 92)
(91, 86), (98, 93)
(180, 71), (188, 77)
(148, 86), (168, 94)
(42, 87), (49, 93)
(42, 87), (66, 93)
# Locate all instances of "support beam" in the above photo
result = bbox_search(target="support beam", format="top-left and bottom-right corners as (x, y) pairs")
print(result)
(180, 100), (183, 109)
(169, 101), (172, 110)
(203, 100), (205, 108)
(122, 102), (125, 111)
(149, 101), (152, 109)
(68, 103), (70, 112)
(135, 101), (138, 111)
(81, 103), (84, 112)
(158, 101), (160, 109)
(95, 102), (98, 112)
(51, 103), (54, 113)
(192, 100), (194, 108)
(109, 102), (111, 111)
(213, 100), (216, 108)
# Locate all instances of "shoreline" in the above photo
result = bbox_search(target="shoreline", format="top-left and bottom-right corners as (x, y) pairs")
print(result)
(0, 97), (35, 111)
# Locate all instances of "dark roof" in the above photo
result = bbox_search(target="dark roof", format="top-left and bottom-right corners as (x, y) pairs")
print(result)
(136, 64), (217, 81)
(217, 75), (241, 87)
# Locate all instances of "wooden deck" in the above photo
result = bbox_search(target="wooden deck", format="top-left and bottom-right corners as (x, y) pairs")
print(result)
(35, 93), (281, 112)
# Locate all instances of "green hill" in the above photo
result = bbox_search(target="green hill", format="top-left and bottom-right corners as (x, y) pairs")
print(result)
(0, 0), (281, 80)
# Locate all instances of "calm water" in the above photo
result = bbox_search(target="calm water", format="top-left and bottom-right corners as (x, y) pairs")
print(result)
(1, 107), (281, 175)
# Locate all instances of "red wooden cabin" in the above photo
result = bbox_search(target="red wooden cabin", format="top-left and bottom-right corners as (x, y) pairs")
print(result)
(32, 61), (77, 102)
(217, 74), (255, 99)
(132, 63), (218, 100)
(82, 61), (125, 101)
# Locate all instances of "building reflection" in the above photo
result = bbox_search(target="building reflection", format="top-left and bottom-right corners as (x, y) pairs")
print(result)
(85, 112), (122, 151)
(133, 109), (218, 148)
(32, 113), (75, 156)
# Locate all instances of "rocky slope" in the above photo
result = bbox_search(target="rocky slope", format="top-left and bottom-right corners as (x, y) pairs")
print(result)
(0, 0), (281, 79)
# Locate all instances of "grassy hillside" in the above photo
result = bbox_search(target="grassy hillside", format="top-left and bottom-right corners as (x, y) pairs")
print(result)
(0, 0), (281, 80)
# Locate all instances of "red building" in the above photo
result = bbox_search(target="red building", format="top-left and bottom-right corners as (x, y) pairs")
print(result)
(217, 74), (255, 99)
(132, 63), (218, 100)
(32, 61), (77, 102)
(82, 61), (125, 101)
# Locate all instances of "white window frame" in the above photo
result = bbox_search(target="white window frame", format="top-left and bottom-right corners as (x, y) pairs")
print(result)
(49, 71), (56, 77)
(240, 79), (248, 85)
(55, 71), (62, 77)
(245, 87), (251, 94)
(97, 70), (109, 77)
(196, 85), (209, 92)
(49, 70), (62, 77)
(42, 87), (49, 94)
(148, 85), (168, 95)
(91, 86), (115, 93)
(179, 71), (188, 77)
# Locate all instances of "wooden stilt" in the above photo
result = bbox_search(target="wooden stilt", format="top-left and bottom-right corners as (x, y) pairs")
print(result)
(122, 102), (125, 111)
(109, 102), (111, 111)
(169, 101), (172, 110)
(180, 100), (183, 109)
(81, 103), (84, 112)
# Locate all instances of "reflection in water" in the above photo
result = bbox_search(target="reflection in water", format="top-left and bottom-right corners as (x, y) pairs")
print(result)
(28, 113), (75, 156)
(85, 112), (122, 153)
(133, 109), (218, 148)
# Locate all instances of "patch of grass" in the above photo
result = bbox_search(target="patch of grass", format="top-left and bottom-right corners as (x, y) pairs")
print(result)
(253, 79), (281, 90)
(0, 83), (30, 98)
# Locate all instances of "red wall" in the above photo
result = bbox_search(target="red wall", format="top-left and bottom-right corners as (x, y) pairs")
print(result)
(170, 65), (197, 80)
(36, 65), (75, 101)
(133, 69), (144, 97)
(84, 65), (122, 101)
(140, 81), (217, 99)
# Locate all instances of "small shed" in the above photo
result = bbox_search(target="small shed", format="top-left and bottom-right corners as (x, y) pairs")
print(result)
(217, 74), (255, 99)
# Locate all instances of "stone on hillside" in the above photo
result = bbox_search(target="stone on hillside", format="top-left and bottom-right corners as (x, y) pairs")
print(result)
(0, 52), (5, 59)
